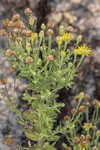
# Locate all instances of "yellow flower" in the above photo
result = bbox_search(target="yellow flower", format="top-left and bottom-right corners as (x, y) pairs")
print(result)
(74, 45), (91, 56)
(62, 32), (72, 42)
(31, 33), (37, 41)
(83, 123), (96, 131)
(61, 50), (66, 56)
(78, 143), (86, 150)
(56, 36), (63, 45)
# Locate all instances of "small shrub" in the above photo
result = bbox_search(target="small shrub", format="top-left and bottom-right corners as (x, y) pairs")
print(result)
(0, 8), (96, 150)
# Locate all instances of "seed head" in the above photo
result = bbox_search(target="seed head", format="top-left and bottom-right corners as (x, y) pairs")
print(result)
(79, 105), (85, 112)
(79, 92), (85, 98)
(84, 94), (90, 101)
(86, 134), (91, 141)
(47, 29), (54, 35)
(93, 99), (99, 107)
(0, 29), (6, 36)
(92, 146), (98, 150)
(8, 21), (15, 27)
(74, 95), (79, 102)
(66, 146), (72, 150)
(15, 20), (25, 29)
(96, 130), (100, 135)
(26, 56), (33, 64)
(47, 22), (54, 29)
(29, 16), (37, 26)
(6, 49), (14, 56)
(71, 108), (76, 115)
(80, 135), (85, 141)
(73, 137), (80, 144)
(85, 102), (90, 107)
(24, 8), (32, 16)
(64, 115), (70, 121)
(26, 42), (31, 51)
(16, 37), (22, 42)
(2, 18), (9, 27)
(0, 77), (7, 85)
(67, 26), (73, 32)
(13, 28), (20, 34)
(12, 13), (20, 21)
(25, 30), (32, 37)
(10, 66), (16, 73)
(48, 55), (54, 61)
(81, 140), (89, 146)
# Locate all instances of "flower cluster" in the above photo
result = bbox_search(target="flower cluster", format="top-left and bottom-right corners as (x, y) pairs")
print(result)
(63, 92), (100, 150)
(0, 8), (94, 150)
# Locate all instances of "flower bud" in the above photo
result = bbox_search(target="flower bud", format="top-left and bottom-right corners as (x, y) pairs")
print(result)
(41, 23), (46, 30)
(59, 25), (65, 35)
(39, 30), (44, 37)
(76, 35), (82, 43)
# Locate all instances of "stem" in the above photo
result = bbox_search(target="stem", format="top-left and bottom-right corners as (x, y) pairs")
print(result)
(76, 55), (85, 69)
(48, 35), (52, 53)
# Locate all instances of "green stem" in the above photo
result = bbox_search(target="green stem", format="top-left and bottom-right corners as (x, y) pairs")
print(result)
(76, 55), (85, 69)
(48, 35), (52, 53)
